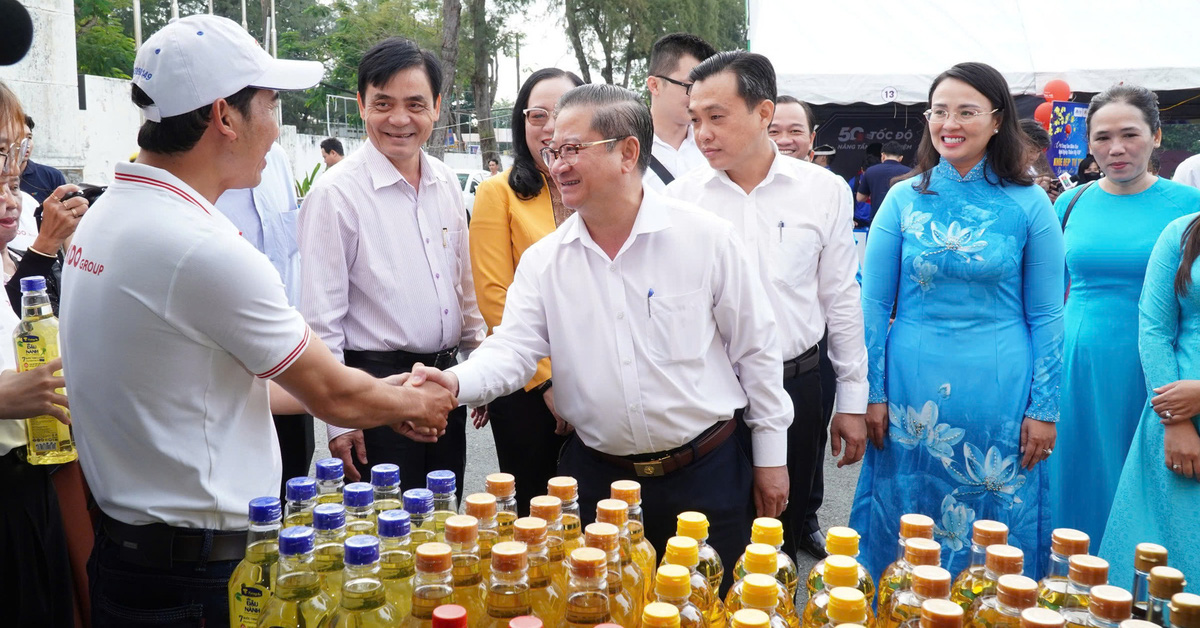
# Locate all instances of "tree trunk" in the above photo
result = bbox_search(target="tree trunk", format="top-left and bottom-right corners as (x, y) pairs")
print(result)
(563, 0), (592, 83)
(429, 0), (462, 159)
(469, 0), (497, 169)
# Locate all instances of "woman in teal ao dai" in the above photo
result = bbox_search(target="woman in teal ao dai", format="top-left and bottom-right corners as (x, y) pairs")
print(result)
(850, 62), (1064, 581)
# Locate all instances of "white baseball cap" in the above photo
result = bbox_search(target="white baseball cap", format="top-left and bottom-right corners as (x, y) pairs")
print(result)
(132, 14), (323, 122)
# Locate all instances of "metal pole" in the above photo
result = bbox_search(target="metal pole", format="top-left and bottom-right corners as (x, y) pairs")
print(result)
(240, 0), (248, 29)
(170, 0), (179, 19)
(133, 0), (143, 47)
(270, 0), (278, 57)
(208, 0), (213, 14)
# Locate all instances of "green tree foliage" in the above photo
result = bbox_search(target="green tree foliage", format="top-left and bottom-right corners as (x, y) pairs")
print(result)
(76, 0), (137, 79)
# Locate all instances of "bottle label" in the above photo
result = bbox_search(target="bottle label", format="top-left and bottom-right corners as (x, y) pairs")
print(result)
(231, 584), (267, 627)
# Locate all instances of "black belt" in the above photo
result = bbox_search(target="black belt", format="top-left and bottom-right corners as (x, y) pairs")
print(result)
(344, 347), (459, 371)
(99, 512), (247, 569)
(584, 408), (744, 478)
(783, 344), (820, 379)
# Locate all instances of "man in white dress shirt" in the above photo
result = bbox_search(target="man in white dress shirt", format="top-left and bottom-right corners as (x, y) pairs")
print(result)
(420, 84), (793, 591)
(642, 33), (715, 191)
(299, 37), (486, 493)
(664, 51), (869, 560)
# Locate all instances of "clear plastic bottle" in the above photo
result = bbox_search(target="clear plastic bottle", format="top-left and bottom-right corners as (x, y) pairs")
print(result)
(802, 555), (875, 628)
(1021, 608), (1065, 628)
(516, 516), (565, 627)
(430, 470), (460, 536)
(466, 493), (502, 582)
(1069, 586), (1131, 628)
(372, 463), (402, 514)
(663, 536), (723, 628)
(316, 458), (346, 504)
(480, 541), (534, 628)
(917, 599), (965, 628)
(487, 473), (519, 541)
(656, 564), (710, 628)
(1169, 593), (1200, 628)
(818, 587), (869, 628)
(951, 545), (1024, 614)
(14, 276), (75, 465)
(1054, 556), (1110, 626)
(445, 514), (489, 627)
(878, 515), (937, 615)
(596, 500), (646, 612)
(884, 565), (952, 628)
(285, 477), (318, 527)
(1129, 545), (1168, 620)
(258, 525), (335, 627)
(879, 538), (943, 619)
(585, 522), (640, 628)
(952, 522), (1010, 612)
(1036, 530), (1090, 611)
(736, 573), (793, 628)
(314, 502), (349, 603)
(611, 480), (658, 603)
(644, 601), (684, 628)
(673, 512), (726, 628)
(968, 574), (1039, 628)
(326, 535), (400, 625)
(379, 509), (416, 618)
(345, 481), (378, 537)
(727, 544), (797, 627)
(400, 542), (457, 628)
(548, 479), (585, 556)
(228, 496), (282, 628)
(531, 495), (568, 594)
(564, 547), (614, 628)
(406, 488), (440, 546)
(733, 518), (799, 604)
(1146, 567), (1187, 626)
(805, 527), (876, 604)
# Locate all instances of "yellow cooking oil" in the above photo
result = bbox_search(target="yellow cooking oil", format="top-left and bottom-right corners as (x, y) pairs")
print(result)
(400, 542), (457, 628)
(228, 497), (282, 628)
(14, 277), (74, 465)
(805, 527), (875, 605)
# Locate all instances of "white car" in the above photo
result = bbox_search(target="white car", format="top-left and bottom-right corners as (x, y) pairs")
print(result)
(455, 169), (489, 219)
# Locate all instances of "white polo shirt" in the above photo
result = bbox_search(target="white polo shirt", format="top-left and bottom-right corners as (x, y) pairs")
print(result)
(60, 162), (310, 530)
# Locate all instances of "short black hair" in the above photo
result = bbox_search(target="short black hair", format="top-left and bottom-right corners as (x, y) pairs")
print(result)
(557, 84), (654, 174)
(358, 37), (442, 103)
(23, 114), (32, 130)
(1087, 83), (1161, 136)
(774, 95), (817, 130)
(1019, 118), (1051, 150)
(131, 84), (257, 154)
(320, 137), (344, 155)
(881, 140), (904, 156)
(689, 50), (777, 111)
(648, 33), (717, 77)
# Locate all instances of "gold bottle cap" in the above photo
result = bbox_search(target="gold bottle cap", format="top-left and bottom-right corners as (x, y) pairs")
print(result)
(900, 513), (936, 540)
(972, 520), (1010, 547)
(1120, 621), (1161, 628)
(997, 574), (1039, 609)
(643, 602), (682, 628)
(826, 526), (861, 556)
(416, 542), (453, 572)
(919, 598), (964, 628)
(464, 492), (498, 519)
(486, 472), (516, 498)
(656, 564), (693, 599)
(1051, 529), (1090, 557)
(1021, 608), (1065, 628)
(596, 499), (629, 527)
(751, 518), (785, 546)
(1068, 555), (1109, 587)
(492, 541), (529, 573)
(610, 480), (642, 505)
(904, 538), (942, 567)
(1088, 585), (1132, 622)
(663, 536), (700, 568)
(444, 514), (479, 545)
(584, 522), (619, 552)
(676, 511), (710, 539)
(827, 587), (868, 624)
(824, 554), (860, 588)
(743, 543), (779, 575)
(547, 476), (578, 501)
(1170, 593), (1200, 628)
(529, 495), (562, 521)
(985, 544), (1024, 575)
(911, 565), (952, 599)
(1133, 543), (1168, 573)
(514, 517), (548, 545)
(1149, 566), (1186, 599)
(731, 609), (771, 628)
(569, 547), (609, 578)
(740, 573), (780, 609)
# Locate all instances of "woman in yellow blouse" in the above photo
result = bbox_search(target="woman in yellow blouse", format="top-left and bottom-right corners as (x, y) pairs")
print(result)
(469, 67), (584, 514)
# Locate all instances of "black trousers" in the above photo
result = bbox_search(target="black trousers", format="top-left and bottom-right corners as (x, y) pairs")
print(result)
(488, 385), (568, 517)
(343, 352), (467, 502)
(557, 421), (755, 598)
(811, 333), (837, 521)
(779, 359), (829, 557)
(274, 412), (315, 499)
(0, 450), (74, 628)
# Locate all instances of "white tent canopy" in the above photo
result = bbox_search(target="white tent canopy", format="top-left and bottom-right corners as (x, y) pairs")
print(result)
(749, 0), (1200, 106)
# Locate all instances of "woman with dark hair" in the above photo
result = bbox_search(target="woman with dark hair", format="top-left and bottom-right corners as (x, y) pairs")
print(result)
(468, 67), (584, 514)
(1100, 210), (1200, 589)
(1049, 85), (1200, 548)
(850, 62), (1064, 579)
(1074, 154), (1101, 184)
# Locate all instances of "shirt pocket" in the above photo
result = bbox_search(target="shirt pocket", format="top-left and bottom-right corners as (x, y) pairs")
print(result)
(772, 226), (821, 289)
(444, 228), (464, 278)
(277, 208), (301, 260)
(647, 288), (714, 363)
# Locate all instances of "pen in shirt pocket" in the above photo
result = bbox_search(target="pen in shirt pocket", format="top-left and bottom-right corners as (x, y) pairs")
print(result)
(778, 220), (784, 242)
(647, 288), (654, 318)
(442, 227), (448, 248)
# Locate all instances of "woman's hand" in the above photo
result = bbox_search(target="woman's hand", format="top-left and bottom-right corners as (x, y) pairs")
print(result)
(1152, 380), (1200, 424)
(1020, 417), (1056, 470)
(31, 184), (88, 255)
(865, 402), (888, 450)
(1164, 421), (1200, 480)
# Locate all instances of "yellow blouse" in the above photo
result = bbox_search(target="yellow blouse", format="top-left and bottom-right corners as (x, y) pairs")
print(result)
(468, 169), (556, 390)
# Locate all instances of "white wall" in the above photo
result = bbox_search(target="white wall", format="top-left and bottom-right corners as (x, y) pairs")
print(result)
(79, 75), (143, 184)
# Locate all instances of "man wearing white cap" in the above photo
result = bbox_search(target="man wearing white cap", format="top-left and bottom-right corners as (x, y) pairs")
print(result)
(59, 16), (456, 624)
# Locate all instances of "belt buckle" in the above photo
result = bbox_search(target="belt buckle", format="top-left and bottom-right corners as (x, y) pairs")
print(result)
(633, 456), (668, 477)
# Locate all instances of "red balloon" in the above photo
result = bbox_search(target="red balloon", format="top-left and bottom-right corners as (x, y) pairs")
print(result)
(1043, 79), (1070, 102)
(1065, 124), (1072, 135)
(1034, 101), (1053, 125)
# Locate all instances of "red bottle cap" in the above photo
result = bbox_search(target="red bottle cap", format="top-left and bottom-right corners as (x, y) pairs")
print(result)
(433, 604), (469, 628)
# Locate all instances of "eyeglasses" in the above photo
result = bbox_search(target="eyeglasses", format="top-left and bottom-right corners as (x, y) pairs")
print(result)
(923, 108), (1000, 124)
(540, 137), (627, 166)
(523, 107), (552, 128)
(0, 139), (30, 177)
(653, 75), (694, 95)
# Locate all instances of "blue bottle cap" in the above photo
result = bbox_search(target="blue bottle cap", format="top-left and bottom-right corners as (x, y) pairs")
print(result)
(315, 458), (344, 481)
(285, 477), (318, 501)
(344, 482), (374, 508)
(403, 488), (434, 514)
(279, 526), (316, 555)
(371, 463), (400, 487)
(313, 503), (346, 530)
(19, 276), (46, 293)
(344, 534), (381, 566)
(426, 470), (457, 494)
(378, 509), (412, 538)
(248, 496), (282, 524)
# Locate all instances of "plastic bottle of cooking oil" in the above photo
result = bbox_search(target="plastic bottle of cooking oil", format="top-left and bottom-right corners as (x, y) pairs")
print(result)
(564, 547), (614, 628)
(228, 496), (281, 628)
(951, 522), (1010, 611)
(515, 516), (565, 627)
(480, 541), (534, 628)
(1036, 530), (1090, 611)
(313, 502), (349, 603)
(487, 473), (519, 542)
(14, 277), (74, 465)
(950, 545), (1024, 614)
(611, 480), (658, 602)
(344, 481), (378, 537)
(429, 470), (459, 536)
(656, 564), (710, 628)
(400, 542), (457, 628)
(663, 536), (722, 628)
(372, 463), (402, 514)
(879, 538), (942, 619)
(586, 522), (640, 628)
(315, 458), (345, 504)
(445, 514), (489, 627)
(1128, 545), (1168, 620)
(802, 555), (876, 628)
(378, 508), (416, 617)
(732, 518), (799, 604)
(595, 501), (646, 613)
(1051, 556), (1109, 624)
(968, 574), (1039, 628)
(285, 477), (318, 527)
(727, 544), (797, 627)
(326, 535), (400, 626)
(532, 495), (568, 594)
(805, 527), (875, 605)
(884, 565), (952, 628)
(257, 525), (335, 627)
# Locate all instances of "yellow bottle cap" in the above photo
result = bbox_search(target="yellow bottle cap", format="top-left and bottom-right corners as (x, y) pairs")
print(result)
(824, 554), (860, 588)
(656, 564), (693, 599)
(416, 542), (453, 572)
(919, 598), (964, 628)
(972, 520), (1009, 547)
(911, 565), (952, 599)
(1050, 529), (1090, 557)
(584, 522), (619, 552)
(514, 517), (547, 545)
(1149, 566), (1186, 600)
(547, 476), (578, 501)
(1068, 555), (1109, 587)
(899, 514), (935, 540)
(1169, 593), (1200, 628)
(826, 527), (860, 556)
(664, 536), (700, 568)
(827, 587), (868, 624)
(529, 496), (562, 521)
(676, 512), (710, 539)
(985, 544), (1024, 575)
(611, 480), (642, 505)
(1021, 608), (1065, 628)
(486, 473), (516, 498)
(464, 493), (498, 519)
(751, 518), (784, 547)
(997, 574), (1039, 609)
(740, 573), (779, 609)
(732, 609), (771, 628)
(1089, 585), (1132, 622)
(569, 547), (608, 578)
(492, 541), (529, 573)
(904, 538), (942, 567)
(643, 602), (682, 628)
(1133, 543), (1168, 573)
(596, 499), (629, 527)
(444, 515), (479, 545)
(743, 543), (778, 575)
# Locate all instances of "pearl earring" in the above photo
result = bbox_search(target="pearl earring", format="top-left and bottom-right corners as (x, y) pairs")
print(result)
(993, 129), (999, 134)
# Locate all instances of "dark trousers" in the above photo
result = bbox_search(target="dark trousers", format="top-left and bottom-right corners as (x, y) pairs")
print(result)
(811, 333), (837, 521)
(343, 352), (467, 502)
(0, 450), (74, 628)
(557, 421), (755, 598)
(780, 359), (830, 558)
(488, 386), (568, 517)
(274, 412), (314, 498)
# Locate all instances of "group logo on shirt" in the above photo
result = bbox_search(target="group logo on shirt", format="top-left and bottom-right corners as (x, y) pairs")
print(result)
(65, 245), (105, 276)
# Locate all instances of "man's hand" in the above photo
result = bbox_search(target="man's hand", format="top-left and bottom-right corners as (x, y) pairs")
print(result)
(0, 358), (69, 423)
(471, 406), (489, 429)
(411, 362), (460, 396)
(1164, 421), (1200, 481)
(1019, 417), (1056, 471)
(329, 431), (367, 482)
(829, 412), (867, 467)
(1152, 380), (1200, 424)
(753, 465), (789, 518)
(383, 367), (453, 439)
(544, 387), (573, 435)
(865, 402), (888, 450)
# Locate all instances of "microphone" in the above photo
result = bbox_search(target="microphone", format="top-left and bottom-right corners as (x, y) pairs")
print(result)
(0, 1), (34, 66)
